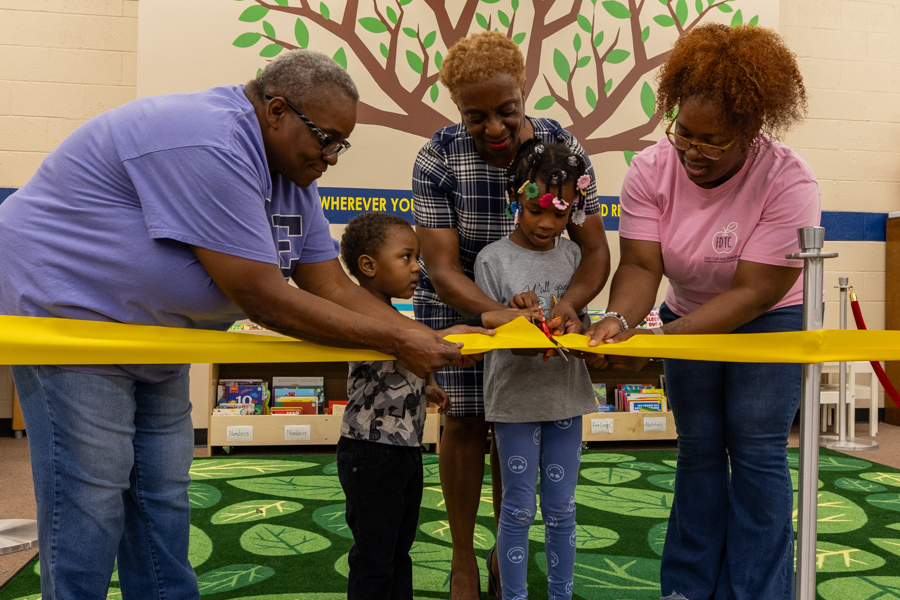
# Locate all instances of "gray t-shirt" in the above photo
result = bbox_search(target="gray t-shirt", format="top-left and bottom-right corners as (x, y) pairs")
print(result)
(474, 237), (596, 423)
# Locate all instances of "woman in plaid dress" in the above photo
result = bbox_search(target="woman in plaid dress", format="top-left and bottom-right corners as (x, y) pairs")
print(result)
(412, 31), (611, 600)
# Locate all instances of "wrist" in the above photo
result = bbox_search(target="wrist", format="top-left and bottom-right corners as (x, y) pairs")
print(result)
(651, 326), (665, 335)
(603, 310), (628, 333)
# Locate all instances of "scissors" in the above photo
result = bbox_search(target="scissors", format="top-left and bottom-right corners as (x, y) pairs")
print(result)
(536, 296), (568, 361)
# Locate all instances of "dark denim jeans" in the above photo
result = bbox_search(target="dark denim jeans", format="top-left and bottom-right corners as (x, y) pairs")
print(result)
(337, 436), (424, 600)
(12, 365), (197, 600)
(659, 304), (802, 600)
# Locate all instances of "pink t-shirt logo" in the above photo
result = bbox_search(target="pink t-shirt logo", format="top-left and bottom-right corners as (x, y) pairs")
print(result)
(712, 222), (738, 254)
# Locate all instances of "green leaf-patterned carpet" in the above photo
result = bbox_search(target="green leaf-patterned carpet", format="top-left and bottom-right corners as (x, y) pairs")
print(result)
(2, 448), (900, 600)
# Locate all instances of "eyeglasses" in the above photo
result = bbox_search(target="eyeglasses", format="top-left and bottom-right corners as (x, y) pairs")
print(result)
(265, 94), (351, 158)
(665, 120), (736, 161)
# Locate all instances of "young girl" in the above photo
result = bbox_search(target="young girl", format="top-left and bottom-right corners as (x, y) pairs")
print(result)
(337, 213), (542, 600)
(474, 141), (597, 600)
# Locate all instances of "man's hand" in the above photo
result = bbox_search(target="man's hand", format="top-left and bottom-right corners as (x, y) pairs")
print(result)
(509, 291), (541, 309)
(549, 298), (583, 334)
(425, 385), (451, 414)
(394, 329), (467, 378)
(481, 306), (544, 329)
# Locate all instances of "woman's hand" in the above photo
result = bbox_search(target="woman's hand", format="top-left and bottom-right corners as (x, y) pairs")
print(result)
(579, 317), (649, 370)
(509, 291), (541, 309)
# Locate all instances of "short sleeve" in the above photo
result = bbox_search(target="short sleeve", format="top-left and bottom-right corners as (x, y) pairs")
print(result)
(413, 141), (458, 229)
(741, 168), (820, 268)
(618, 157), (662, 243)
(474, 253), (502, 303)
(123, 145), (277, 264)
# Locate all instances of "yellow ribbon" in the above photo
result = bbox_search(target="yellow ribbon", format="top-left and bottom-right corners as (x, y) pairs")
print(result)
(1, 315), (899, 365)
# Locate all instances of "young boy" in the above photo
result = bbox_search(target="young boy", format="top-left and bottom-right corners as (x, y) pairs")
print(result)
(337, 212), (540, 600)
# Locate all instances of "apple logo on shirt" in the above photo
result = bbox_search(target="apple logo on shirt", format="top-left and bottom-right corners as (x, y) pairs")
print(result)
(712, 222), (739, 254)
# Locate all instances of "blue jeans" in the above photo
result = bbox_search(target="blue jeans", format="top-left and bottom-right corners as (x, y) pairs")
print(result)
(495, 418), (583, 600)
(12, 365), (198, 600)
(337, 436), (423, 600)
(658, 304), (802, 600)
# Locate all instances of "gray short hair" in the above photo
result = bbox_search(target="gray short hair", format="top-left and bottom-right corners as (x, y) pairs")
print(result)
(250, 49), (359, 107)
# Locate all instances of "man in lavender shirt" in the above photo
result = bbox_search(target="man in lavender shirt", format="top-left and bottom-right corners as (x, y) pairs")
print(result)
(0, 50), (473, 600)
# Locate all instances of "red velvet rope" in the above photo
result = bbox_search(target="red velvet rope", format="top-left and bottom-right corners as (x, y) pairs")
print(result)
(850, 299), (900, 409)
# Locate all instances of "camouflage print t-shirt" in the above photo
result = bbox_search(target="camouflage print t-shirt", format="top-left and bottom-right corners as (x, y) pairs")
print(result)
(341, 360), (427, 447)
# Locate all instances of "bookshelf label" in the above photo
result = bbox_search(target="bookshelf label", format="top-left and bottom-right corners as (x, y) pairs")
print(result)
(226, 426), (253, 442)
(591, 418), (614, 434)
(285, 424), (312, 441)
(643, 417), (667, 432)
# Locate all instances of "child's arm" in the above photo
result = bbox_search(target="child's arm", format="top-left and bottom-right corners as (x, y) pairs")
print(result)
(425, 385), (451, 414)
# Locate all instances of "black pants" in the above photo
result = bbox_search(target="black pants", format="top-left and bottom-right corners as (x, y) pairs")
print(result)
(337, 436), (423, 600)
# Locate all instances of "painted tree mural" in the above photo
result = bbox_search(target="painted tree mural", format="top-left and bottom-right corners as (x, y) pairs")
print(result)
(230, 0), (758, 163)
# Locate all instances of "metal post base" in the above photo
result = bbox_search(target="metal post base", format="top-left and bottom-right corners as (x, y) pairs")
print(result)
(819, 435), (879, 451)
(0, 520), (38, 555)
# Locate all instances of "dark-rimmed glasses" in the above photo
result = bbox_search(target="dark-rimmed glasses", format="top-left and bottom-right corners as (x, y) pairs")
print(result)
(265, 94), (351, 158)
(665, 120), (736, 160)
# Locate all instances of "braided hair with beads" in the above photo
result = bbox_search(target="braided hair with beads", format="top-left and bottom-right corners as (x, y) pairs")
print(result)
(504, 139), (591, 226)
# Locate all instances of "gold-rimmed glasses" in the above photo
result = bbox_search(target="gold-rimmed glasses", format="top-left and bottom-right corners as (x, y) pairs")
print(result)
(665, 120), (736, 160)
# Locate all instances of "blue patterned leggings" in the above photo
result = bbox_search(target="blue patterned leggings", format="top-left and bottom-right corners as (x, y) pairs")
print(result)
(494, 417), (583, 600)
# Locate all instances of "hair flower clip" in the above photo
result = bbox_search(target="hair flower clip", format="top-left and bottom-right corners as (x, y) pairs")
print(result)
(576, 174), (591, 190)
(538, 193), (554, 208)
(570, 208), (587, 226)
(552, 197), (569, 211)
(523, 182), (540, 199)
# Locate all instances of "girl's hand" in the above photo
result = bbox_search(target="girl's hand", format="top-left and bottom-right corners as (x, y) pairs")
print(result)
(549, 298), (582, 334)
(509, 291), (540, 309)
(481, 306), (544, 329)
(425, 385), (451, 414)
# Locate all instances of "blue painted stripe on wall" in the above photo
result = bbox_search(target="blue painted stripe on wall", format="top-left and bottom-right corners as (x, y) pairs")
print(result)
(0, 186), (888, 241)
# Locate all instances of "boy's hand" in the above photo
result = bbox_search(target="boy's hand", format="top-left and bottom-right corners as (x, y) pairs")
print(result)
(481, 306), (545, 329)
(425, 385), (451, 414)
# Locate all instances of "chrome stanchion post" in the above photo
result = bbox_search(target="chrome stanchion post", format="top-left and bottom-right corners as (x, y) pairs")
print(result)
(820, 278), (879, 451)
(787, 226), (836, 600)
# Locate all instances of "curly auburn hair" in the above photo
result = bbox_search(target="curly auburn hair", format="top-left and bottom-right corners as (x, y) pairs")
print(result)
(340, 213), (412, 279)
(439, 31), (526, 103)
(656, 24), (807, 145)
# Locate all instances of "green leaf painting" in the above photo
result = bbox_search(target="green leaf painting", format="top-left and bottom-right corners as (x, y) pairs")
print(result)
(641, 25), (650, 42)
(386, 6), (398, 24)
(586, 86), (598, 109)
(402, 27), (417, 37)
(818, 577), (900, 600)
(294, 18), (309, 48)
(421, 485), (496, 516)
(577, 14), (592, 33)
(605, 78), (614, 93)
(333, 47), (347, 69)
(593, 31), (605, 47)
(273, 0), (289, 5)
(228, 476), (345, 501)
(233, 32), (263, 48)
(577, 56), (591, 68)
(406, 51), (424, 74)
(605, 49), (632, 64)
(860, 472), (900, 488)
(312, 503), (353, 539)
(429, 83), (439, 103)
(434, 50), (443, 69)
(475, 12), (489, 29)
(870, 538), (900, 558)
(573, 33), (582, 52)
(790, 468), (824, 491)
(189, 525), (214, 569)
(602, 0), (632, 19)
(211, 500), (303, 525)
(653, 14), (676, 27)
(640, 81), (656, 118)
(421, 520), (495, 549)
(319, 2), (330, 20)
(262, 21), (276, 39)
(731, 8), (743, 26)
(717, 3), (733, 12)
(512, 32), (526, 44)
(260, 43), (283, 58)
(575, 485), (673, 518)
(423, 31), (436, 49)
(648, 521), (667, 556)
(195, 564), (274, 595)
(889, 522), (900, 530)
(188, 482), (222, 508)
(792, 491), (868, 533)
(867, 493), (900, 512)
(749, 15), (759, 26)
(621, 461), (674, 472)
(553, 49), (571, 82)
(675, 0), (688, 26)
(190, 459), (315, 480)
(358, 17), (388, 33)
(322, 460), (338, 475)
(498, 10), (511, 28)
(239, 5), (269, 22)
(530, 524), (619, 549)
(834, 477), (887, 493)
(580, 452), (636, 463)
(647, 473), (676, 491)
(624, 150), (637, 165)
(534, 96), (556, 110)
(812, 541), (885, 572)
(240, 524), (331, 556)
(538, 552), (660, 599)
(581, 467), (642, 485)
(789, 454), (871, 472)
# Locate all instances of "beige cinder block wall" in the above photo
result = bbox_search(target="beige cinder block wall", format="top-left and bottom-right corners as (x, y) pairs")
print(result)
(0, 0), (898, 420)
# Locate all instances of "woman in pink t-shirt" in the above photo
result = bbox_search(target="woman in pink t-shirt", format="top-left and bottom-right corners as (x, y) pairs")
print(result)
(586, 25), (820, 600)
